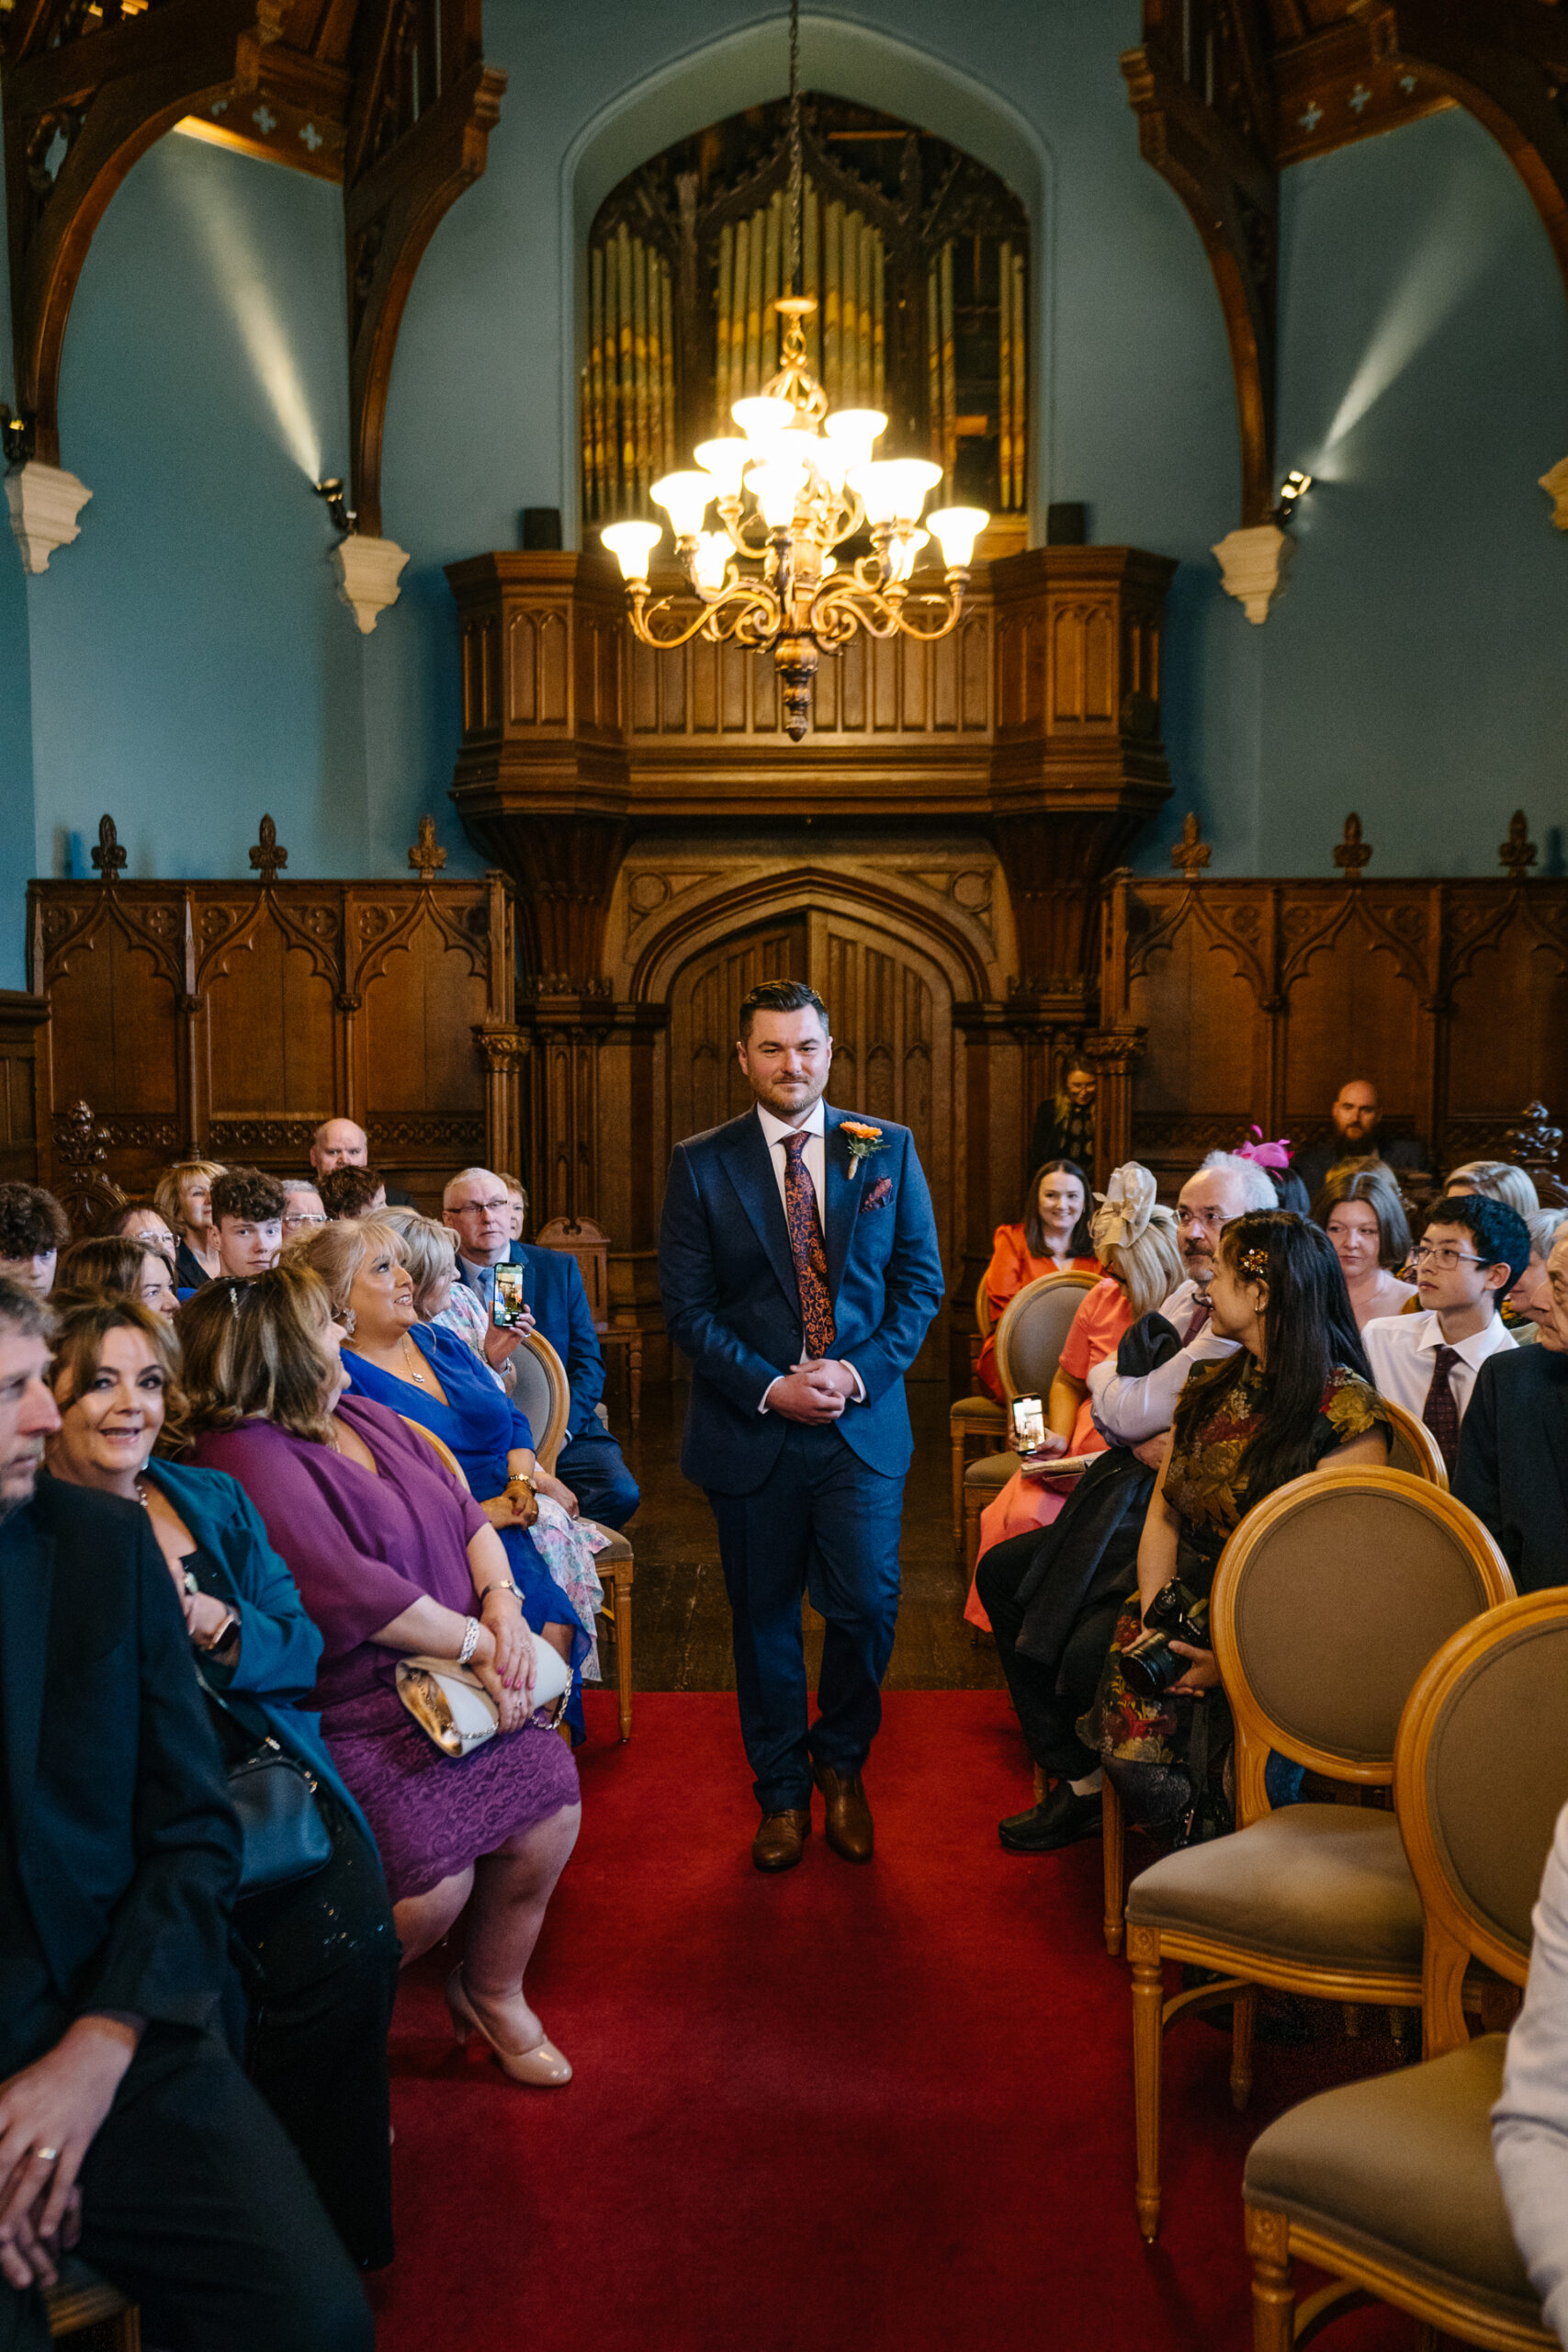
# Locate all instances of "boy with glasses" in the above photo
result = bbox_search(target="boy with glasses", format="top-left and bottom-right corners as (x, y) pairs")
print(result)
(1361, 1193), (1529, 1474)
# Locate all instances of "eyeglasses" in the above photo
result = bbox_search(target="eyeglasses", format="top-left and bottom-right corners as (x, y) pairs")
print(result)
(282, 1213), (327, 1230)
(1175, 1206), (1229, 1228)
(1410, 1243), (1490, 1271)
(452, 1198), (510, 1216)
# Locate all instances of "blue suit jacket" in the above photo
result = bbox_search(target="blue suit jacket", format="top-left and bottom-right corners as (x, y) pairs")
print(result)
(489, 1242), (606, 1439)
(658, 1103), (944, 1494)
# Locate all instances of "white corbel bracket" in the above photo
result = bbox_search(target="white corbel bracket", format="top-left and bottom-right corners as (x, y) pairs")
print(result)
(6, 460), (92, 573)
(330, 533), (409, 633)
(1212, 523), (1294, 625)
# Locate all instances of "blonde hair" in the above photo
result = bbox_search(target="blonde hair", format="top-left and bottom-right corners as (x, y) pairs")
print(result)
(284, 1216), (405, 1312)
(1444, 1160), (1540, 1221)
(180, 1264), (338, 1443)
(379, 1209), (457, 1317)
(1093, 1200), (1184, 1319)
(153, 1159), (226, 1232)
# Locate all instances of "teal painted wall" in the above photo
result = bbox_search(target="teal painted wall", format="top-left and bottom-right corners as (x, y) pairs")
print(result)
(4, 4), (1566, 995)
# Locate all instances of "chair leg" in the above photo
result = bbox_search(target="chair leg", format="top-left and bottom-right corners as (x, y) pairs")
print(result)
(1129, 1923), (1165, 2244)
(964, 1484), (983, 1582)
(614, 1576), (633, 1743)
(950, 1431), (966, 1558)
(628, 1336), (642, 1429)
(1244, 2205), (1296, 2352)
(1341, 2003), (1362, 2039)
(1102, 1774), (1125, 1956)
(1231, 1988), (1257, 2110)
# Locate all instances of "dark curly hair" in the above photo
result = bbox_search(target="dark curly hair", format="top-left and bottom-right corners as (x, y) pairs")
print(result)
(0, 1184), (70, 1261)
(319, 1164), (386, 1220)
(209, 1167), (287, 1227)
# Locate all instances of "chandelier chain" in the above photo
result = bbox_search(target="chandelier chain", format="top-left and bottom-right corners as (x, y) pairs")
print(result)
(786, 0), (802, 299)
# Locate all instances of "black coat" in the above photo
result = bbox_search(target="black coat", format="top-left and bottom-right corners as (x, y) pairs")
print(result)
(1454, 1345), (1568, 1596)
(0, 1477), (241, 2064)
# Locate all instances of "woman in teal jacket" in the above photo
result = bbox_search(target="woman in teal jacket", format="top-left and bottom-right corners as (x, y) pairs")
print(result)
(42, 1292), (400, 2272)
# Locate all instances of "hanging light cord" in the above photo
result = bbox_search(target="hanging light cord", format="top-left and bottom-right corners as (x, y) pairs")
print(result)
(786, 0), (803, 298)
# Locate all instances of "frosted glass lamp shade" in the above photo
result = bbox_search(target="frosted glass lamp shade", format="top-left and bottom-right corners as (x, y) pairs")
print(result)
(927, 506), (989, 568)
(692, 531), (731, 594)
(601, 521), (660, 581)
(731, 396), (793, 450)
(746, 458), (807, 528)
(889, 529), (929, 582)
(694, 439), (749, 497)
(650, 471), (714, 538)
(824, 409), (887, 471)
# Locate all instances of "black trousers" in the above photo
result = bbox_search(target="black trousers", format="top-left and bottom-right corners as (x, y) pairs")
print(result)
(0, 2027), (372, 2352)
(976, 1529), (1123, 1781)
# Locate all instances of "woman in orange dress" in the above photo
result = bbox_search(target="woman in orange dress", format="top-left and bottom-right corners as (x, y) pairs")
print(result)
(975, 1160), (1098, 1402)
(964, 1164), (1185, 1629)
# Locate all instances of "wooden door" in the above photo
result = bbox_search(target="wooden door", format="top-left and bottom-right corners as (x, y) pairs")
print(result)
(666, 907), (953, 1379)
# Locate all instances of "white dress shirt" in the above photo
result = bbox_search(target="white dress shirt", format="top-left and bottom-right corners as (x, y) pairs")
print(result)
(1360, 1306), (1516, 1425)
(1088, 1276), (1238, 1446)
(1494, 1798), (1568, 2342)
(752, 1098), (863, 1411)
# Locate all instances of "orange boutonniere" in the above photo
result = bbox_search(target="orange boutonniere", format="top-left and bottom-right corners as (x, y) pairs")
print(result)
(842, 1121), (888, 1170)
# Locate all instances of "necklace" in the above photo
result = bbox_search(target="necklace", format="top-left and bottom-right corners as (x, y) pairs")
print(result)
(400, 1337), (430, 1390)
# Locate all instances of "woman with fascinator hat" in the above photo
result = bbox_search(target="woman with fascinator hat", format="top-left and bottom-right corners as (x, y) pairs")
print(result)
(964, 1166), (1184, 1628)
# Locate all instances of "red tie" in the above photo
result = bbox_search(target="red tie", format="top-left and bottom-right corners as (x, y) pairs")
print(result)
(1181, 1294), (1213, 1347)
(783, 1131), (836, 1358)
(1423, 1345), (1461, 1476)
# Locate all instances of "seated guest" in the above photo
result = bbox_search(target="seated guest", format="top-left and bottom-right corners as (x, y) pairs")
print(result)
(280, 1178), (328, 1238)
(1362, 1192), (1528, 1475)
(182, 1265), (582, 2086)
(153, 1157), (226, 1288)
(1082, 1213), (1389, 1834)
(54, 1234), (178, 1320)
(383, 1204), (493, 1363)
(0, 1277), (371, 2352)
(1292, 1079), (1432, 1198)
(1234, 1127), (1308, 1216)
(320, 1165), (387, 1221)
(502, 1171), (528, 1246)
(108, 1201), (179, 1261)
(40, 1296), (399, 2270)
(1455, 1224), (1568, 1592)
(0, 1182), (69, 1295)
(1028, 1058), (1096, 1183)
(1493, 1796), (1568, 2343)
(1313, 1159), (1416, 1327)
(1506, 1209), (1568, 1347)
(210, 1166), (286, 1279)
(1088, 1149), (1278, 1449)
(289, 1216), (602, 1740)
(1444, 1157), (1540, 1222)
(965, 1165), (1183, 1619)
(974, 1159), (1098, 1402)
(447, 1168), (640, 1530)
(309, 1119), (412, 1209)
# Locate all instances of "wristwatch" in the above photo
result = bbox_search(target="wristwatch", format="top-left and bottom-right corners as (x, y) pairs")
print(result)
(199, 1611), (240, 1653)
(478, 1578), (524, 1606)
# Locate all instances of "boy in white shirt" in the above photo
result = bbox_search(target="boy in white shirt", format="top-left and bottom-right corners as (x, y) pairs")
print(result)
(1361, 1191), (1529, 1474)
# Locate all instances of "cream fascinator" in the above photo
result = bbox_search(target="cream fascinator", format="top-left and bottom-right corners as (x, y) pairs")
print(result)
(1090, 1161), (1158, 1254)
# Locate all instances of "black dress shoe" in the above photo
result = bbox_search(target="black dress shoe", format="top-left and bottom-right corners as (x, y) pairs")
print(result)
(998, 1782), (1102, 1853)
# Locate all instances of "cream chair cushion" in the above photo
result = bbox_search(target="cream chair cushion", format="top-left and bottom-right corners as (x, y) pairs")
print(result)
(951, 1395), (1008, 1432)
(964, 1451), (1019, 1498)
(1125, 1805), (1423, 1973)
(1245, 2035), (1539, 2326)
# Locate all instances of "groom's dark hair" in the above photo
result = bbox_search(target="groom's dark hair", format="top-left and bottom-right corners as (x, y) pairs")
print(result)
(737, 978), (830, 1041)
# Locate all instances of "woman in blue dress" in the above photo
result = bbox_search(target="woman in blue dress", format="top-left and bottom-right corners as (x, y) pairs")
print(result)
(288, 1216), (599, 1739)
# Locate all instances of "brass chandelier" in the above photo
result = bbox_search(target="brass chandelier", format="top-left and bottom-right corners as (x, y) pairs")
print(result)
(600, 0), (988, 742)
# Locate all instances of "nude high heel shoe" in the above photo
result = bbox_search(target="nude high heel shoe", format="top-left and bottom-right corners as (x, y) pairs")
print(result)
(446, 1965), (572, 2086)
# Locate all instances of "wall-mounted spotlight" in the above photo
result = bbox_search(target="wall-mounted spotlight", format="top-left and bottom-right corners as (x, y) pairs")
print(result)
(1273, 469), (1313, 528)
(1, 408), (35, 468)
(314, 477), (356, 535)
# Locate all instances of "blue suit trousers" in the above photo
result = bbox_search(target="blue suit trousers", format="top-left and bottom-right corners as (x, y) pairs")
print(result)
(707, 1420), (903, 1810)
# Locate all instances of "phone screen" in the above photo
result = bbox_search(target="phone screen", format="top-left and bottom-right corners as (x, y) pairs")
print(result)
(493, 1262), (525, 1328)
(1010, 1395), (1046, 1453)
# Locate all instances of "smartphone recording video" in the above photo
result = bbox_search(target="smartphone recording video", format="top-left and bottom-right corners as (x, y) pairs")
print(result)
(1010, 1395), (1047, 1453)
(492, 1262), (526, 1328)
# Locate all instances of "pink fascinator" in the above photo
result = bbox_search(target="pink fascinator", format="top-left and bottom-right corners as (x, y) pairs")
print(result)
(1235, 1124), (1293, 1171)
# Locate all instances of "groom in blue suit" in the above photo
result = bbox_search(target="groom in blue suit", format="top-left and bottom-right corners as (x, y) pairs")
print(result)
(658, 979), (944, 1871)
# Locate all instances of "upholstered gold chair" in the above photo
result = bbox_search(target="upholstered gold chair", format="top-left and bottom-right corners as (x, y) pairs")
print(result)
(1100, 1403), (1449, 1960)
(398, 1415), (468, 1485)
(512, 1331), (635, 1742)
(1123, 1468), (1513, 2242)
(950, 1272), (1008, 1556)
(46, 2262), (140, 2345)
(962, 1269), (1099, 1577)
(1242, 1588), (1568, 2351)
(535, 1213), (641, 1427)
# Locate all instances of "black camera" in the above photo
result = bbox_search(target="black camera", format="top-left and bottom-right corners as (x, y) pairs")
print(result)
(1119, 1578), (1211, 1698)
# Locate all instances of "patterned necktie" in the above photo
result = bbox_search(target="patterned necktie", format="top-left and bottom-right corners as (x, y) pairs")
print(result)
(782, 1130), (836, 1358)
(1180, 1293), (1213, 1346)
(1422, 1344), (1461, 1475)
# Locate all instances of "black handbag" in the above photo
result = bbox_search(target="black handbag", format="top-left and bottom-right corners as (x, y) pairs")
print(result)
(205, 1681), (333, 1895)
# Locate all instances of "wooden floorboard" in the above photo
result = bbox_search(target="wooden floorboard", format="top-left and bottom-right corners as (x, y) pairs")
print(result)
(604, 1380), (1005, 1694)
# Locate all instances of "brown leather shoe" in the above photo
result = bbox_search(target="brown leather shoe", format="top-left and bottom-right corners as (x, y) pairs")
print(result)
(752, 1808), (811, 1872)
(813, 1764), (874, 1862)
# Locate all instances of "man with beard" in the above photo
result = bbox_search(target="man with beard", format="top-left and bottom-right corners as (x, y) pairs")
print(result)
(1292, 1080), (1432, 1200)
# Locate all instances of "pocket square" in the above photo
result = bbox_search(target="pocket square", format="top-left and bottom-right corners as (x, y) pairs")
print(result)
(859, 1176), (894, 1214)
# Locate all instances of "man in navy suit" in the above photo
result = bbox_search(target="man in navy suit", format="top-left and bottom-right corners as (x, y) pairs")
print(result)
(658, 979), (944, 1871)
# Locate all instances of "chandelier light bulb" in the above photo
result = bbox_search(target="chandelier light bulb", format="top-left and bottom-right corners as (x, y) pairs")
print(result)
(731, 395), (793, 450)
(650, 470), (715, 539)
(601, 519), (661, 582)
(889, 529), (930, 583)
(926, 505), (989, 569)
(694, 438), (749, 497)
(747, 457), (807, 528)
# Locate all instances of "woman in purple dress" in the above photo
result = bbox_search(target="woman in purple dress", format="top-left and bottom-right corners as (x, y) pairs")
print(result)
(180, 1264), (581, 2087)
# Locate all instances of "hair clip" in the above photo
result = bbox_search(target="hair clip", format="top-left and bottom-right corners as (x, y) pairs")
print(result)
(228, 1281), (244, 1319)
(1235, 1245), (1269, 1280)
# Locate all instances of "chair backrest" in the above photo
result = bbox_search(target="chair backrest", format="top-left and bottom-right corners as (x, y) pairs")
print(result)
(511, 1329), (570, 1472)
(1395, 1590), (1568, 2053)
(535, 1215), (611, 1329)
(1211, 1468), (1515, 1824)
(994, 1270), (1099, 1401)
(1382, 1396), (1449, 1487)
(398, 1414), (470, 1489)
(975, 1270), (995, 1342)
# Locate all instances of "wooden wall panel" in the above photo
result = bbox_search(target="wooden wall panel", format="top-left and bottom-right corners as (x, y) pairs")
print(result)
(205, 922), (337, 1122)
(1125, 905), (1263, 1193)
(0, 994), (47, 1185)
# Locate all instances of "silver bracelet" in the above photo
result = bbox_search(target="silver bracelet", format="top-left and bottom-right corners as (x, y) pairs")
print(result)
(457, 1615), (482, 1668)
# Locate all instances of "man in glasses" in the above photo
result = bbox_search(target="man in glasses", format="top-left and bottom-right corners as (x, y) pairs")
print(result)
(1458, 1225), (1568, 1592)
(1362, 1193), (1529, 1476)
(279, 1179), (327, 1238)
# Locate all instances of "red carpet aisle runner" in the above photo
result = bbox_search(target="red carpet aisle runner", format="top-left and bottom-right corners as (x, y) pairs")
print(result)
(373, 1692), (1418, 2352)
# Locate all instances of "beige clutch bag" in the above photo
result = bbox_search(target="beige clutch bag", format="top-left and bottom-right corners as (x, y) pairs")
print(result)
(395, 1643), (572, 1757)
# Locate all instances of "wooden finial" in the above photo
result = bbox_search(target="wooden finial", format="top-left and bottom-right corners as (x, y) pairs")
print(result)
(409, 814), (447, 884)
(248, 815), (288, 887)
(1499, 809), (1538, 879)
(90, 813), (126, 880)
(1332, 812), (1371, 879)
(1170, 812), (1212, 882)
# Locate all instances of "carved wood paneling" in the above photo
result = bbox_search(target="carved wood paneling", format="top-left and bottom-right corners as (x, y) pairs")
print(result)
(0, 992), (48, 1185)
